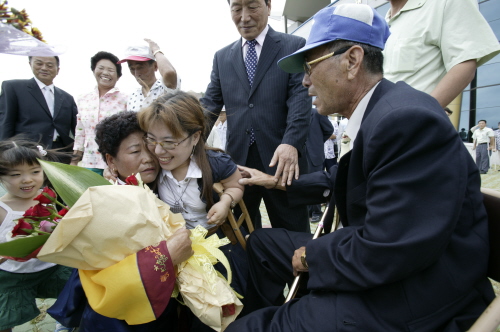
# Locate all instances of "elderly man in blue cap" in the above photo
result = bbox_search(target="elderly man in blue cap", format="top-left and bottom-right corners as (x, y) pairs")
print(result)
(230, 4), (494, 331)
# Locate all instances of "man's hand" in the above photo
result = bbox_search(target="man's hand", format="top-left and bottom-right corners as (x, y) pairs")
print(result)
(238, 165), (278, 189)
(292, 246), (308, 277)
(166, 229), (193, 266)
(144, 38), (160, 54)
(269, 144), (299, 186)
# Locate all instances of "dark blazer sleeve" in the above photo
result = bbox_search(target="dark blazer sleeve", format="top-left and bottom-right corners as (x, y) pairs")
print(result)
(286, 165), (336, 206)
(306, 100), (484, 292)
(70, 94), (78, 137)
(0, 81), (18, 140)
(281, 37), (311, 152)
(200, 52), (224, 131)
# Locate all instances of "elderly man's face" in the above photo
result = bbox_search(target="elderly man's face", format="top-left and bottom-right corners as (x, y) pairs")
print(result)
(230, 0), (271, 41)
(302, 45), (349, 117)
(127, 60), (157, 85)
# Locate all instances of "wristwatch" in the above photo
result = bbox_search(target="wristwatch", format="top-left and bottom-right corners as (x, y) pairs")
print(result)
(301, 249), (308, 269)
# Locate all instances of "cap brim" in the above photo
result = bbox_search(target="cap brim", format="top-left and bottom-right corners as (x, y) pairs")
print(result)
(278, 39), (335, 73)
(117, 56), (154, 64)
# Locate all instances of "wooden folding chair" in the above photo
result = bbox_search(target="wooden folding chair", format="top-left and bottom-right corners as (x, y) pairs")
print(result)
(468, 188), (500, 332)
(213, 182), (254, 250)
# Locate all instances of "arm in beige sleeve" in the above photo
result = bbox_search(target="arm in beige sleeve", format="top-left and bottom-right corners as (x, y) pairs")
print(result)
(430, 60), (477, 108)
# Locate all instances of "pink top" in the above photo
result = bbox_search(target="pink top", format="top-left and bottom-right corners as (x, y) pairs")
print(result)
(73, 87), (128, 169)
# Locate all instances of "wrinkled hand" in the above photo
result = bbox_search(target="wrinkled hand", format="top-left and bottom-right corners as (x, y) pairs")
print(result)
(292, 246), (308, 277)
(207, 201), (229, 225)
(144, 38), (160, 53)
(269, 144), (298, 186)
(238, 165), (277, 189)
(166, 228), (193, 266)
(103, 167), (118, 182)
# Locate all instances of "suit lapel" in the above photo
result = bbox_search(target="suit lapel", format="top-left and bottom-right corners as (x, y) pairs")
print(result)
(230, 39), (251, 95)
(27, 78), (52, 118)
(53, 87), (64, 120)
(250, 27), (280, 97)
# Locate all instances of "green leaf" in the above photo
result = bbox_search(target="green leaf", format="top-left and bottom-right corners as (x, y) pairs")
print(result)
(38, 160), (111, 208)
(0, 235), (49, 257)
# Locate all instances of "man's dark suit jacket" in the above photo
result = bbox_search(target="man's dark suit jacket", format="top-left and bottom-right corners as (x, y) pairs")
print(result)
(201, 26), (311, 174)
(305, 109), (333, 172)
(284, 79), (494, 330)
(0, 78), (77, 149)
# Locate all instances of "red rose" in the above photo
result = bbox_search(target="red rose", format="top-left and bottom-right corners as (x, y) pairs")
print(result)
(125, 174), (139, 186)
(23, 206), (35, 217)
(33, 187), (56, 204)
(222, 304), (236, 317)
(11, 219), (33, 237)
(58, 207), (69, 217)
(32, 203), (51, 217)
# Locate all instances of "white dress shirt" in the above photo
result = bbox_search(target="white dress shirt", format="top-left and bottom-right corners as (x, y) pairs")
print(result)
(34, 76), (58, 139)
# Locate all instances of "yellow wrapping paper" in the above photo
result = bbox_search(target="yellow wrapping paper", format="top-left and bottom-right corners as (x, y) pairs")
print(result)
(37, 185), (185, 270)
(177, 226), (243, 332)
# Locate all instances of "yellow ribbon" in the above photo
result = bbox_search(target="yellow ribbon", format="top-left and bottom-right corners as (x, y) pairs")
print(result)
(178, 226), (231, 294)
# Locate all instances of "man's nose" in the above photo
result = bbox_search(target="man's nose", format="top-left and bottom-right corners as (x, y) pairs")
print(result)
(302, 73), (311, 88)
(241, 8), (251, 22)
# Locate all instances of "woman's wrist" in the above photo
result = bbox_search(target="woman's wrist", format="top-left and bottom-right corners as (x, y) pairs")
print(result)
(221, 192), (236, 208)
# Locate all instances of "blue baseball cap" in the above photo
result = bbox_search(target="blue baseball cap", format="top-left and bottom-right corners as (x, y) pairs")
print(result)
(278, 4), (390, 73)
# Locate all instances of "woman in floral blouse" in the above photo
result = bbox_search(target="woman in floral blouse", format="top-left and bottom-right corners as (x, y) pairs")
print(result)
(71, 51), (128, 175)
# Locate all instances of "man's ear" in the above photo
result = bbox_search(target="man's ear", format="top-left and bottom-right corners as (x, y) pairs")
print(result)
(345, 45), (364, 81)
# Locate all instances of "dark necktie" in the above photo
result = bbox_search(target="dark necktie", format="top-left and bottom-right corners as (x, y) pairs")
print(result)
(245, 39), (258, 145)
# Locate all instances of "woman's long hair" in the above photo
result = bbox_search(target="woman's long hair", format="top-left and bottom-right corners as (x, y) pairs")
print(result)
(138, 91), (222, 209)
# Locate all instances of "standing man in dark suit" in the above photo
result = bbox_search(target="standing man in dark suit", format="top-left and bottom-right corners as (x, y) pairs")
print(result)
(0, 56), (77, 152)
(201, 0), (311, 232)
(230, 4), (494, 331)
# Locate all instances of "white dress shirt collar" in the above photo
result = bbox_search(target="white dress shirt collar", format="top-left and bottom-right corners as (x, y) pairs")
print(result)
(344, 81), (380, 149)
(241, 24), (269, 59)
(33, 76), (54, 93)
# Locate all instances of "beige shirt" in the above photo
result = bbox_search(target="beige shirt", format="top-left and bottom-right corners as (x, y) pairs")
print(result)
(383, 0), (500, 94)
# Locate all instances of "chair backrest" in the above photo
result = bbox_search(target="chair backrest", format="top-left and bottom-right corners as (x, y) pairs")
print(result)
(213, 182), (254, 250)
(481, 188), (500, 282)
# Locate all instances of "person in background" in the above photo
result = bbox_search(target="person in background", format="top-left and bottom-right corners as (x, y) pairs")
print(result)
(0, 56), (77, 155)
(472, 119), (494, 174)
(492, 122), (500, 171)
(119, 39), (180, 111)
(206, 108), (227, 151)
(201, 0), (312, 232)
(459, 128), (468, 142)
(323, 115), (338, 170)
(384, 0), (500, 108)
(70, 52), (127, 175)
(336, 116), (348, 158)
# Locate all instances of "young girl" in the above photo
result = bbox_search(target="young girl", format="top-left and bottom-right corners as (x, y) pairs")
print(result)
(138, 92), (248, 329)
(0, 137), (72, 332)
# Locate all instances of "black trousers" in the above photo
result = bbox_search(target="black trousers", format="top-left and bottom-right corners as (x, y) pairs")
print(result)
(242, 143), (309, 233)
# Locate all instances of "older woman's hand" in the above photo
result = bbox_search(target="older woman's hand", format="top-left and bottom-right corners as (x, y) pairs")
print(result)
(166, 228), (193, 266)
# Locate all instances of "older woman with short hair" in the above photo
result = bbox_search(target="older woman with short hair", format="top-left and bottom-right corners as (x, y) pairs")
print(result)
(71, 51), (128, 175)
